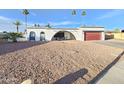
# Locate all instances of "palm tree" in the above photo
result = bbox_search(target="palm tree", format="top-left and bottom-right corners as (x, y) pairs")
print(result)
(81, 10), (86, 16)
(72, 9), (76, 15)
(72, 9), (86, 16)
(22, 9), (29, 31)
(13, 20), (21, 32)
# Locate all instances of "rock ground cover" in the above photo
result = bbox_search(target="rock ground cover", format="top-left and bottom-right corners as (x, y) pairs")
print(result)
(0, 41), (122, 84)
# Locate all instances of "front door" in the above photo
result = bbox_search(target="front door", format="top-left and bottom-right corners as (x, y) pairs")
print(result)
(29, 32), (35, 41)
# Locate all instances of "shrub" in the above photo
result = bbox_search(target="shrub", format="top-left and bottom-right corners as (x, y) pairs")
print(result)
(4, 32), (23, 42)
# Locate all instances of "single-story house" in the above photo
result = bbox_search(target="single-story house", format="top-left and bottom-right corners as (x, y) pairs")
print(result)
(26, 26), (105, 41)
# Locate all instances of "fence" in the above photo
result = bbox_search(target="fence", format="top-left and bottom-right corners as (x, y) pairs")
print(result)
(113, 32), (124, 40)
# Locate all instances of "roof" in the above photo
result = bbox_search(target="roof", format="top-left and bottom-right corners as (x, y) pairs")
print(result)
(80, 26), (104, 28)
(27, 27), (79, 30)
(27, 26), (104, 30)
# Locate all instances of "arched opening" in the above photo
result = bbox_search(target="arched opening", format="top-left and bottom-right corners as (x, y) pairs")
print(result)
(29, 31), (36, 41)
(52, 31), (76, 40)
(40, 32), (45, 41)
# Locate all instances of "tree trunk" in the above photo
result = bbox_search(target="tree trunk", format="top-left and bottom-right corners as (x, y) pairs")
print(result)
(13, 37), (17, 42)
(17, 25), (19, 33)
(25, 15), (27, 31)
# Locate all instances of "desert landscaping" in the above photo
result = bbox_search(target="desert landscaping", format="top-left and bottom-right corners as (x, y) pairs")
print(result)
(0, 40), (123, 84)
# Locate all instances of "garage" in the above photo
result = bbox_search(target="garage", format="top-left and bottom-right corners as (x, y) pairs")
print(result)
(84, 31), (102, 41)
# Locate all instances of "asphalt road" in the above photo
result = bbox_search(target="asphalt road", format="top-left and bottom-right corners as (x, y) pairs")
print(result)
(95, 39), (124, 49)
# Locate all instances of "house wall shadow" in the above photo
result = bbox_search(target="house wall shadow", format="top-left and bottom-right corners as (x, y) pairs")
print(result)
(0, 41), (49, 56)
(54, 68), (88, 84)
(88, 50), (124, 84)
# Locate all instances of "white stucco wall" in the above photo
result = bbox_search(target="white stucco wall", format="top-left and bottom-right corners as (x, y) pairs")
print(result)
(26, 28), (83, 41)
(79, 27), (105, 31)
(26, 27), (105, 41)
(101, 32), (105, 40)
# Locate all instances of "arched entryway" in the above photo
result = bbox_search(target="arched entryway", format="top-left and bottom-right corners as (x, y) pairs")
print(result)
(52, 31), (76, 40)
(29, 31), (36, 41)
(40, 32), (45, 41)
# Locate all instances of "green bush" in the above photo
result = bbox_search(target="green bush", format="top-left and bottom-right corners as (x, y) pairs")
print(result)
(4, 32), (23, 42)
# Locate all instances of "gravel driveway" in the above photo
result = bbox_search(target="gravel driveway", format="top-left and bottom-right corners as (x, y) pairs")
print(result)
(0, 41), (123, 84)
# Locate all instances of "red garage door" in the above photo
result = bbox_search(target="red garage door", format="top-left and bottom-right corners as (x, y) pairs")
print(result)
(84, 32), (101, 41)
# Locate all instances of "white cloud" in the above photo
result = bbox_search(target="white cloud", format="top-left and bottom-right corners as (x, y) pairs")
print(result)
(0, 15), (79, 32)
(30, 12), (37, 16)
(0, 16), (12, 21)
(97, 10), (124, 20)
(49, 21), (80, 26)
(0, 16), (25, 32)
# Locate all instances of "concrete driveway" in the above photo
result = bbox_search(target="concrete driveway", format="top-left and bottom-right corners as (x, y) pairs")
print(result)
(97, 59), (124, 84)
(94, 39), (124, 84)
(95, 39), (124, 49)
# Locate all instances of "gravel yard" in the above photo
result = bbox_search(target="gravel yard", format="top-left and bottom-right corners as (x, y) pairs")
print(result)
(0, 40), (123, 84)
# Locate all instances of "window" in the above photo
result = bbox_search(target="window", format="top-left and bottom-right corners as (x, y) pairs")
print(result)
(40, 32), (45, 41)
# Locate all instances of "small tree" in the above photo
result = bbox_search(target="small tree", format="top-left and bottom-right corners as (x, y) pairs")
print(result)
(114, 28), (120, 33)
(13, 20), (22, 32)
(4, 32), (23, 42)
(34, 24), (37, 27)
(45, 23), (52, 28)
(37, 24), (40, 27)
(3, 31), (7, 33)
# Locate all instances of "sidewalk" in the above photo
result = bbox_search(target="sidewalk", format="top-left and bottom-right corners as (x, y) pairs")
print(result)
(97, 60), (124, 84)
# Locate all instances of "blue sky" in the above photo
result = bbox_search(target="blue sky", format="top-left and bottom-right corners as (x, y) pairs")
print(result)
(0, 9), (124, 32)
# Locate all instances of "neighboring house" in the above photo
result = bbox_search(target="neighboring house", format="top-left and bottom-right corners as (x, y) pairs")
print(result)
(26, 26), (105, 41)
